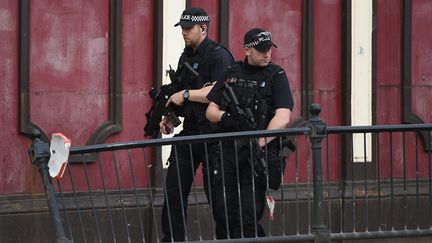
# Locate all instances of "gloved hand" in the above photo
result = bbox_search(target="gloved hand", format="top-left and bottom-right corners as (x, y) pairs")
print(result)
(220, 112), (240, 132)
(232, 112), (250, 130)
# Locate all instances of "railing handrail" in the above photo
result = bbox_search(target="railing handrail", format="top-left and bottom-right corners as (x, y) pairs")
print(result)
(29, 102), (432, 242)
(69, 123), (432, 154)
(327, 123), (432, 133)
(70, 127), (310, 154)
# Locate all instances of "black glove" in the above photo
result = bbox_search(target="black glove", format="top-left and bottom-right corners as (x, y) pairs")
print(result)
(232, 112), (250, 130)
(220, 112), (240, 132)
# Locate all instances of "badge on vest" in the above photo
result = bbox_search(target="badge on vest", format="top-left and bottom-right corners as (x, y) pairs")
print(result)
(193, 63), (199, 69)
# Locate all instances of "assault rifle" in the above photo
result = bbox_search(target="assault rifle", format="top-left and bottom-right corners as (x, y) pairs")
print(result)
(222, 83), (268, 177)
(143, 62), (200, 138)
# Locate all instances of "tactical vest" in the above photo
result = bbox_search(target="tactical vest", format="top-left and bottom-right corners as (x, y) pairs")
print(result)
(223, 61), (282, 130)
(177, 40), (231, 89)
(177, 40), (232, 132)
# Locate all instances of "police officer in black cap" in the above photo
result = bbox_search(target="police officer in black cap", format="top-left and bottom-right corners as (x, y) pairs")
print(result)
(206, 28), (294, 238)
(159, 7), (234, 242)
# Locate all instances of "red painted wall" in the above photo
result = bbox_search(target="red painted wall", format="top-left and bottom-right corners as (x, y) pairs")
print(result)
(411, 0), (432, 124)
(30, 0), (110, 146)
(313, 0), (344, 182)
(0, 0), (155, 194)
(375, 0), (431, 178)
(375, 0), (402, 125)
(0, 0), (27, 193)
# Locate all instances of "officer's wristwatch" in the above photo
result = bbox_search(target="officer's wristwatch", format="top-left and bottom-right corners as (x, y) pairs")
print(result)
(183, 89), (190, 101)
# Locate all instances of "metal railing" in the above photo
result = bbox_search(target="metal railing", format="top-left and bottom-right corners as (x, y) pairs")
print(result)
(28, 104), (432, 243)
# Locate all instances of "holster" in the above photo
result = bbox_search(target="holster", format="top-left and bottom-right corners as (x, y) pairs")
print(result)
(267, 151), (287, 190)
(266, 138), (296, 190)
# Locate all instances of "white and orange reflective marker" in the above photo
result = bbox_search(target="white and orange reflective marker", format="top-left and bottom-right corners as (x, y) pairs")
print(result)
(47, 133), (71, 178)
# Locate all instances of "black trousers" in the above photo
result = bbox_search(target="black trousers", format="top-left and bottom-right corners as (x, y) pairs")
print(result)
(161, 130), (222, 242)
(213, 144), (267, 239)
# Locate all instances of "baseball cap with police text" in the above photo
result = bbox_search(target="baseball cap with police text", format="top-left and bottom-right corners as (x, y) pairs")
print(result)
(243, 28), (278, 52)
(174, 8), (210, 27)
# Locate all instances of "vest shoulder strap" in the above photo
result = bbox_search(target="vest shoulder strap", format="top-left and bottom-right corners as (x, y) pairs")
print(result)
(258, 63), (284, 97)
(226, 61), (242, 76)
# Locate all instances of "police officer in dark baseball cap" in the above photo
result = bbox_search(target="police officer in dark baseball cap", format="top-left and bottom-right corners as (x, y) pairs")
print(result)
(206, 27), (293, 238)
(160, 7), (233, 242)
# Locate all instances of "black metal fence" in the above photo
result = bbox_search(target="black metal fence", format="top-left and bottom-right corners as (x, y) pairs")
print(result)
(28, 105), (432, 243)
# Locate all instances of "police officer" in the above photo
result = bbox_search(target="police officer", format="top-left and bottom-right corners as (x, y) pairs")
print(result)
(159, 7), (234, 242)
(206, 28), (294, 238)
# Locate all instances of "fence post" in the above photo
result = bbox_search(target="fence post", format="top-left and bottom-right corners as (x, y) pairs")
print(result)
(28, 130), (73, 243)
(308, 104), (330, 243)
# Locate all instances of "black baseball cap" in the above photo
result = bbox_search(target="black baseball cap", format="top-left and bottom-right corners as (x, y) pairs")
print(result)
(174, 7), (210, 27)
(243, 28), (278, 52)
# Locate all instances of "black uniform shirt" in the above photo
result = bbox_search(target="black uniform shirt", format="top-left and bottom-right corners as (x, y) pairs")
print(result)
(180, 36), (233, 86)
(179, 36), (234, 132)
(207, 58), (294, 111)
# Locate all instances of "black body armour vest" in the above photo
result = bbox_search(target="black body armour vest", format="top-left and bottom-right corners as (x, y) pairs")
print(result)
(223, 61), (282, 130)
(176, 40), (230, 132)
